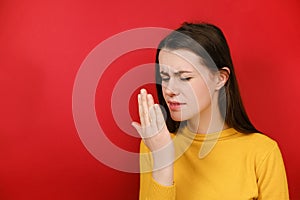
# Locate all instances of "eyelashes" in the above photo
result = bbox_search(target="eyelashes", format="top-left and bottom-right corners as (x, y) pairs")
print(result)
(180, 77), (192, 81)
(161, 77), (170, 81)
(160, 70), (194, 82)
(161, 76), (192, 82)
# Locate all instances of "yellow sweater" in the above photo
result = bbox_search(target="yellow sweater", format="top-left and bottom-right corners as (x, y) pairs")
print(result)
(139, 127), (289, 200)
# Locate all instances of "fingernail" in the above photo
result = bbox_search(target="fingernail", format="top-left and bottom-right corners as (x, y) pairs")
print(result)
(141, 88), (146, 93)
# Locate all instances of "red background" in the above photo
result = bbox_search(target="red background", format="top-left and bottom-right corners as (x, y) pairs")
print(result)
(1, 0), (299, 199)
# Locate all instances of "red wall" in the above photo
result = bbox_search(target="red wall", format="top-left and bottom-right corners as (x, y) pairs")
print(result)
(1, 0), (299, 199)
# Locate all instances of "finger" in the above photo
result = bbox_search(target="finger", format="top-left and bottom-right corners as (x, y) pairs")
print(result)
(131, 122), (143, 137)
(141, 89), (150, 126)
(148, 103), (158, 131)
(138, 94), (145, 127)
(147, 94), (157, 131)
(155, 104), (165, 131)
(147, 93), (154, 107)
(147, 94), (157, 134)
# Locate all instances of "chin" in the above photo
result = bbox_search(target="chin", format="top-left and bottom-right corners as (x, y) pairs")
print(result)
(170, 113), (188, 122)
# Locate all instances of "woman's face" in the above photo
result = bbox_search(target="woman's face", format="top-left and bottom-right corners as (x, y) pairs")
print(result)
(159, 48), (218, 123)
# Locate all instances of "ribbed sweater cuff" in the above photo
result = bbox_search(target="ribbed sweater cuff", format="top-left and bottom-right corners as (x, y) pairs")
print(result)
(149, 177), (176, 200)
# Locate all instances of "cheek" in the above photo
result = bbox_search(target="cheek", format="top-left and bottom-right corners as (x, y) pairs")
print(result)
(161, 85), (167, 98)
(189, 80), (212, 105)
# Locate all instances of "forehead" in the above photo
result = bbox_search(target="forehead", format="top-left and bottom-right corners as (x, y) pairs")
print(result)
(158, 49), (203, 72)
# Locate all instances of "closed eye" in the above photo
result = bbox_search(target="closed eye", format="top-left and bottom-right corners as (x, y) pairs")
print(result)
(180, 77), (192, 81)
(160, 71), (170, 81)
(161, 76), (170, 81)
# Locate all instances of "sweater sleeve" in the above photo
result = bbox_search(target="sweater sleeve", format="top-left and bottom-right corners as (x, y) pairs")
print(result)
(256, 143), (289, 200)
(139, 140), (176, 200)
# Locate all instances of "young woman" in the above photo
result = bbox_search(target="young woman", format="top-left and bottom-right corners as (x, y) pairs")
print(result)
(132, 22), (289, 199)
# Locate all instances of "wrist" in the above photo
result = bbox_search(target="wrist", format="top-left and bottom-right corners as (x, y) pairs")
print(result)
(152, 141), (175, 171)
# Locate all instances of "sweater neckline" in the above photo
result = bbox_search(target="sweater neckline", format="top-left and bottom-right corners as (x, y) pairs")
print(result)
(179, 126), (238, 141)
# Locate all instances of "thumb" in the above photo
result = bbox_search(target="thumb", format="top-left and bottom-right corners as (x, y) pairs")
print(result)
(131, 122), (142, 134)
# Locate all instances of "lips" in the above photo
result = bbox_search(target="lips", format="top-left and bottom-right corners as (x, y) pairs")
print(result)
(168, 101), (186, 111)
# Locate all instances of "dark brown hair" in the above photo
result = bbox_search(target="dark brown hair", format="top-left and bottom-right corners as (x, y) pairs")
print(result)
(155, 22), (260, 134)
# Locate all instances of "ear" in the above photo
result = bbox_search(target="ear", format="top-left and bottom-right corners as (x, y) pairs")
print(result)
(215, 67), (230, 90)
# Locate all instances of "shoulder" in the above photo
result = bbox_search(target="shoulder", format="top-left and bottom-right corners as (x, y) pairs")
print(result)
(232, 129), (277, 147)
(240, 132), (278, 149)
(234, 131), (283, 164)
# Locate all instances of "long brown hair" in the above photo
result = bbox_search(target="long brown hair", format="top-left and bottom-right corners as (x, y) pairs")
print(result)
(155, 22), (260, 134)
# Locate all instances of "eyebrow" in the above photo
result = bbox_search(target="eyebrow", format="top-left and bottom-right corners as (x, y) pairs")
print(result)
(160, 70), (193, 76)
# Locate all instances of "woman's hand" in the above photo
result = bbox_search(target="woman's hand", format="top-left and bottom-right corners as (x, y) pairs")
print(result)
(132, 89), (172, 152)
(132, 89), (174, 186)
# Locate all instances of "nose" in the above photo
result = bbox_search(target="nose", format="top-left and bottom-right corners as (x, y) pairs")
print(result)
(163, 79), (179, 97)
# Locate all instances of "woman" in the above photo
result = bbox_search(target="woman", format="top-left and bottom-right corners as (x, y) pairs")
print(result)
(132, 22), (289, 199)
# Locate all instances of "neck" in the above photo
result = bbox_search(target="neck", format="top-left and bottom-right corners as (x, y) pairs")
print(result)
(187, 95), (229, 134)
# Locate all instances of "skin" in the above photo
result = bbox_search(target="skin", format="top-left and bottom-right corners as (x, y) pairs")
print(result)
(132, 48), (230, 186)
